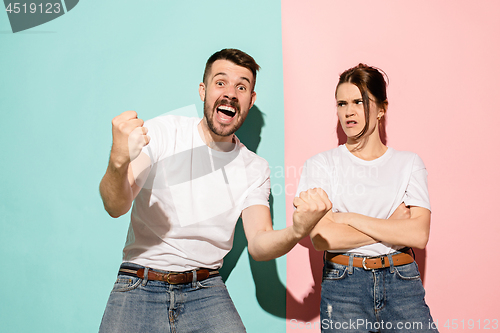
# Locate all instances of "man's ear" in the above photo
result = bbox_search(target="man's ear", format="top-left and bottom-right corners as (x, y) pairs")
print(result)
(199, 83), (206, 102)
(250, 91), (257, 109)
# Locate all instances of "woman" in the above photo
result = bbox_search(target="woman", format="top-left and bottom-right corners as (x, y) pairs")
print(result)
(296, 64), (438, 332)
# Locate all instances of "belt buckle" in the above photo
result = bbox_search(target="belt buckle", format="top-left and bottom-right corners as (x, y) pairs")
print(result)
(165, 272), (180, 284)
(362, 257), (370, 270)
(362, 256), (386, 270)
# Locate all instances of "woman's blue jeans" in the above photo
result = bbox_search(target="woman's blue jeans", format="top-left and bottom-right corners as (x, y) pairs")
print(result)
(99, 263), (246, 333)
(320, 253), (438, 332)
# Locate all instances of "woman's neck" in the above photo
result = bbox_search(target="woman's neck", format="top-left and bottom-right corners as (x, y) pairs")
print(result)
(345, 132), (387, 161)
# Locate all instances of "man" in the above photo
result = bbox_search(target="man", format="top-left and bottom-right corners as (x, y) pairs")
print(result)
(98, 48), (331, 333)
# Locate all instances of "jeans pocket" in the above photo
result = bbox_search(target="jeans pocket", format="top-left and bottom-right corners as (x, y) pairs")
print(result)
(323, 262), (348, 281)
(394, 262), (421, 280)
(196, 276), (223, 289)
(111, 275), (142, 292)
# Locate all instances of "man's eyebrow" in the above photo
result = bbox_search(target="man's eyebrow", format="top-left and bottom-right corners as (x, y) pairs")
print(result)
(213, 72), (227, 79)
(213, 72), (251, 84)
(239, 76), (251, 84)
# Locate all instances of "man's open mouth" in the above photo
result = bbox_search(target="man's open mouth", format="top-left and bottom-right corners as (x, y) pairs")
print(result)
(215, 100), (240, 124)
(217, 105), (236, 118)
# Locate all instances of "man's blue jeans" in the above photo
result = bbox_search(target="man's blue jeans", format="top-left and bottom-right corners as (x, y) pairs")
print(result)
(320, 253), (438, 333)
(99, 263), (246, 333)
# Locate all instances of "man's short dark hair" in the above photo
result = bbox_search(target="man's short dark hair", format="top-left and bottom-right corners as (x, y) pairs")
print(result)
(203, 49), (260, 90)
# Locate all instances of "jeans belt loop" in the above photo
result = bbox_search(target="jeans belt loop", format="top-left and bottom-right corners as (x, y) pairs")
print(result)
(142, 267), (149, 286)
(348, 254), (354, 275)
(191, 269), (197, 288)
(387, 252), (395, 273)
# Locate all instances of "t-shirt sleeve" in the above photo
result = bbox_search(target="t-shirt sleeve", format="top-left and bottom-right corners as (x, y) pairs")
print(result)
(403, 154), (431, 211)
(296, 155), (334, 201)
(141, 117), (173, 164)
(241, 160), (271, 210)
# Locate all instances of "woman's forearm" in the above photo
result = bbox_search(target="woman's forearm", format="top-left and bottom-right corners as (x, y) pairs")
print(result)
(335, 207), (431, 249)
(310, 211), (379, 251)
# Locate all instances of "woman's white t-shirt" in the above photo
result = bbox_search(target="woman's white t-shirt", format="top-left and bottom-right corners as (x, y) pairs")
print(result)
(297, 145), (430, 256)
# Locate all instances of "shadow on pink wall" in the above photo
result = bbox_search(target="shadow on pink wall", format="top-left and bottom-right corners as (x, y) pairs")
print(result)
(286, 238), (323, 321)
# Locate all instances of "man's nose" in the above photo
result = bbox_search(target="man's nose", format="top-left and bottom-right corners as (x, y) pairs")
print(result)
(224, 86), (238, 99)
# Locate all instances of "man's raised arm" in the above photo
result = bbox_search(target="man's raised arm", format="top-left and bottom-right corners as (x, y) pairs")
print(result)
(99, 111), (151, 218)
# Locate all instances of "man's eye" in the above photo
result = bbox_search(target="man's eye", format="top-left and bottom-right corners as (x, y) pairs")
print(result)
(216, 81), (224, 86)
(237, 85), (247, 91)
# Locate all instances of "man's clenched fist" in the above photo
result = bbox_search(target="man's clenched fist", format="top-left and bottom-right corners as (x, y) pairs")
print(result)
(110, 111), (150, 167)
(292, 188), (332, 239)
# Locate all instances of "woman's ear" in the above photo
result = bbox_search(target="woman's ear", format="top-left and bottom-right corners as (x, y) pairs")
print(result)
(377, 109), (385, 120)
(378, 101), (388, 119)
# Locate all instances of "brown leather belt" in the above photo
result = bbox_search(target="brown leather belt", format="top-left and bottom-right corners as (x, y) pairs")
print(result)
(119, 267), (219, 284)
(325, 249), (414, 270)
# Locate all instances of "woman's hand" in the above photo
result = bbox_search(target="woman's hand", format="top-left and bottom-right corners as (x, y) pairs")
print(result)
(389, 202), (411, 220)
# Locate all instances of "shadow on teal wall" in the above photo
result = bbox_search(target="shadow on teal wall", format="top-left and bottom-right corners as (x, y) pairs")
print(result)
(221, 105), (286, 318)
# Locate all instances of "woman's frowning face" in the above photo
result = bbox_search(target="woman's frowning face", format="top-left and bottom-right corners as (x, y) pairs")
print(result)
(336, 83), (384, 141)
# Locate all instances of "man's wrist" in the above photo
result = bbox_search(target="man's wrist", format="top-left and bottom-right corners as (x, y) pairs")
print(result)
(108, 151), (130, 173)
(291, 224), (308, 241)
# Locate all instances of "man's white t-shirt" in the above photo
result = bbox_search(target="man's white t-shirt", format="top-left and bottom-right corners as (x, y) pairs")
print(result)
(122, 115), (270, 271)
(296, 145), (431, 256)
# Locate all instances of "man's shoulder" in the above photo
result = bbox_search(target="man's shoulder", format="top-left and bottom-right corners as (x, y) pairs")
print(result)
(144, 115), (201, 139)
(234, 141), (270, 174)
(146, 114), (200, 127)
(238, 143), (269, 164)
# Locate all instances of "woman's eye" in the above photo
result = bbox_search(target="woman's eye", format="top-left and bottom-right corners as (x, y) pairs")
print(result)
(355, 100), (363, 105)
(337, 102), (346, 107)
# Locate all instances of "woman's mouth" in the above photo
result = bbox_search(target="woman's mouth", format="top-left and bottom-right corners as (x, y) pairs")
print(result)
(346, 120), (357, 128)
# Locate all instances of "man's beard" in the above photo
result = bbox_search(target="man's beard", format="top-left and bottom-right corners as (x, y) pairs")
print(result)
(204, 98), (246, 137)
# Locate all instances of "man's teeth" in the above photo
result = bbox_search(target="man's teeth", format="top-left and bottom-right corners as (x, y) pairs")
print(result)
(218, 105), (236, 114)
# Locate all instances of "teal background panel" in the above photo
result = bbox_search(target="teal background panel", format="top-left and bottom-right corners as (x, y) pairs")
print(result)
(0, 1), (286, 332)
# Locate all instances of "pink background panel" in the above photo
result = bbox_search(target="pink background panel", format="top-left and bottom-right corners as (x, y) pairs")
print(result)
(283, 1), (500, 331)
